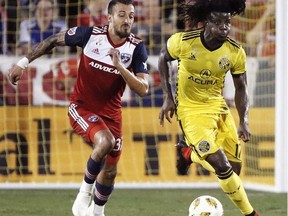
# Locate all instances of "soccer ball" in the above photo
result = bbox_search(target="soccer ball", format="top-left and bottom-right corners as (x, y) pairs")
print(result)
(188, 195), (224, 216)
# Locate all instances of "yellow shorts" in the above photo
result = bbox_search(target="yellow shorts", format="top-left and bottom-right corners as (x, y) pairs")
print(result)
(180, 113), (241, 163)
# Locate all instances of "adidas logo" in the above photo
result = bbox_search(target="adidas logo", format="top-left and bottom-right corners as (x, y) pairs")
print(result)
(189, 52), (196, 61)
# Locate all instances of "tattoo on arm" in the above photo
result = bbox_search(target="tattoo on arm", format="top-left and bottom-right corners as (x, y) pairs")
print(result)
(26, 31), (66, 62)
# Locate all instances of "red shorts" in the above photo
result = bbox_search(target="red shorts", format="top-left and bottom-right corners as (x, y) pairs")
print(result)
(68, 103), (122, 164)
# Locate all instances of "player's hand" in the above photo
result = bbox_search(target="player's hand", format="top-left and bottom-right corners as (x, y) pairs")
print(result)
(8, 65), (24, 85)
(237, 122), (251, 142)
(107, 48), (121, 68)
(159, 96), (175, 126)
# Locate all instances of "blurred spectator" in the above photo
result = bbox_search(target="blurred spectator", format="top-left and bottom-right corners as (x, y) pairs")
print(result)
(245, 0), (275, 57)
(0, 0), (18, 55)
(70, 0), (108, 27)
(231, 0), (275, 57)
(132, 0), (166, 55)
(133, 0), (145, 23)
(17, 0), (67, 55)
(159, 0), (186, 31)
(0, 0), (5, 54)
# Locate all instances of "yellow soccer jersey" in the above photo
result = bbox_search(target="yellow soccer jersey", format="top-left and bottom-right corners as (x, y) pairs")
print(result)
(167, 30), (246, 119)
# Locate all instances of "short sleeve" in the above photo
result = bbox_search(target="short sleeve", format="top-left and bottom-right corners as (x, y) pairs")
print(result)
(230, 46), (246, 75)
(65, 26), (93, 48)
(131, 42), (149, 74)
(166, 32), (182, 59)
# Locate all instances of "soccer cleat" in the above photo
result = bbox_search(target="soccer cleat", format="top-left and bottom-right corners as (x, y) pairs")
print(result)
(85, 201), (105, 216)
(245, 210), (260, 216)
(176, 140), (193, 175)
(72, 191), (93, 216)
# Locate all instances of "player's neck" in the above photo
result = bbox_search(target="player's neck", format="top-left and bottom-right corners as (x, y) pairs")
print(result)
(108, 28), (127, 45)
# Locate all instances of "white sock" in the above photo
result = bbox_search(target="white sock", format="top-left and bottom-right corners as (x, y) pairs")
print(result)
(79, 180), (93, 193)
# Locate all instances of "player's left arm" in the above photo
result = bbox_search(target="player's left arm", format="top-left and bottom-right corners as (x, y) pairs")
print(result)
(231, 46), (251, 142)
(233, 72), (251, 142)
(108, 43), (149, 97)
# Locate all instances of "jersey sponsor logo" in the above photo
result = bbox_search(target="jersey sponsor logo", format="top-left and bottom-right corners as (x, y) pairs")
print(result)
(200, 70), (211, 79)
(188, 75), (218, 85)
(89, 61), (120, 74)
(218, 57), (231, 70)
(198, 140), (210, 153)
(67, 27), (77, 36)
(88, 115), (99, 122)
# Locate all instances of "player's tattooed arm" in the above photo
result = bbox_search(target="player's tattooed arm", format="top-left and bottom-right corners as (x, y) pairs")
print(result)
(26, 31), (66, 62)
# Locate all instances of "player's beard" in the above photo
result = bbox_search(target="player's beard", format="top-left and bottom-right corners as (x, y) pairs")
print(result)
(115, 30), (130, 38)
(115, 25), (131, 38)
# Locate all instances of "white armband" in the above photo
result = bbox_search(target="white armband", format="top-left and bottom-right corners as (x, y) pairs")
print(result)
(16, 57), (29, 69)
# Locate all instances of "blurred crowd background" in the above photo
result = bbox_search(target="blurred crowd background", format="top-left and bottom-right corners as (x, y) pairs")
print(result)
(0, 0), (276, 107)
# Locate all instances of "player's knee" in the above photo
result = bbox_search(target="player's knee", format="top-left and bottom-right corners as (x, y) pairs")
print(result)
(93, 135), (115, 152)
(91, 136), (116, 161)
(206, 150), (232, 175)
(213, 163), (232, 176)
(230, 161), (242, 175)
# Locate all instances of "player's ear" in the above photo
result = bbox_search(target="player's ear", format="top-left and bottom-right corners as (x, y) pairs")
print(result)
(107, 14), (112, 23)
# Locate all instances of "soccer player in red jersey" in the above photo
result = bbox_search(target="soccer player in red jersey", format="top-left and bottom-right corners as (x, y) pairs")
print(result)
(8, 1), (149, 215)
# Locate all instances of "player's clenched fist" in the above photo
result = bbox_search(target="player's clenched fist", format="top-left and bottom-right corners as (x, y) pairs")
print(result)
(8, 65), (24, 85)
(8, 57), (29, 85)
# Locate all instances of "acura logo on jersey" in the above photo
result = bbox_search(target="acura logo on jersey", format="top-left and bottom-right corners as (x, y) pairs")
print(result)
(89, 61), (120, 74)
(200, 70), (211, 79)
(121, 53), (131, 64)
(188, 75), (217, 85)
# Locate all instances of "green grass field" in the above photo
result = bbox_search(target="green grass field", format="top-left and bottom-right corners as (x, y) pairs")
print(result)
(0, 188), (286, 216)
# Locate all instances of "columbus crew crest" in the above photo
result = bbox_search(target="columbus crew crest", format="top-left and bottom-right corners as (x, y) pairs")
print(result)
(218, 57), (231, 70)
(198, 140), (210, 153)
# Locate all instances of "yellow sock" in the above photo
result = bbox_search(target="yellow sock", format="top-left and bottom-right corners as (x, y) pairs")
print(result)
(191, 151), (215, 173)
(218, 171), (254, 215)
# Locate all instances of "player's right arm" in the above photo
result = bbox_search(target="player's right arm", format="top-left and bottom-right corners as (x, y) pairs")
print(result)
(8, 31), (66, 85)
(158, 45), (176, 126)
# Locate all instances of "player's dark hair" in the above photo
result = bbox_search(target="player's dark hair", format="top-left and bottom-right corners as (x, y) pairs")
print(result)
(107, 0), (134, 14)
(181, 0), (246, 28)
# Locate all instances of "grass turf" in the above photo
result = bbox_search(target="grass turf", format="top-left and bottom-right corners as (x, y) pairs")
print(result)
(0, 188), (286, 216)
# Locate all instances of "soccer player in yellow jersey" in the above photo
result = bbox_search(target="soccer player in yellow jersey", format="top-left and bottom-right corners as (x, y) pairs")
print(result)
(158, 0), (259, 216)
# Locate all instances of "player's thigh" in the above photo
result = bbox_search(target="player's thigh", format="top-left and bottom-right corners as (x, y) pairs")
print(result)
(180, 114), (220, 158)
(68, 103), (108, 143)
(217, 113), (242, 163)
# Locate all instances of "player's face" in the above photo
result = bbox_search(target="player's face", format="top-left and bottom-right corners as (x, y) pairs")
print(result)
(206, 12), (231, 42)
(108, 3), (135, 38)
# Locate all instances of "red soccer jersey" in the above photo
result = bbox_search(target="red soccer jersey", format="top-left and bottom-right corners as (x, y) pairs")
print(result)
(65, 26), (148, 122)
